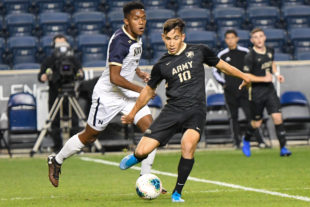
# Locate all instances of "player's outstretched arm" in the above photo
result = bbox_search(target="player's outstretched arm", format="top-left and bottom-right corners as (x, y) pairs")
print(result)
(215, 59), (250, 84)
(216, 59), (272, 84)
(110, 65), (144, 93)
(121, 85), (155, 124)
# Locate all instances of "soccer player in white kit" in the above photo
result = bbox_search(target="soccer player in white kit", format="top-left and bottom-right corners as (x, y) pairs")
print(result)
(47, 2), (162, 189)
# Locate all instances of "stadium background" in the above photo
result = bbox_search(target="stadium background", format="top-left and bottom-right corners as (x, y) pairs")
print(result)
(0, 0), (310, 151)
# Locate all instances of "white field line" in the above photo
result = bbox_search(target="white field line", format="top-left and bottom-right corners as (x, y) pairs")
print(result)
(80, 157), (310, 203)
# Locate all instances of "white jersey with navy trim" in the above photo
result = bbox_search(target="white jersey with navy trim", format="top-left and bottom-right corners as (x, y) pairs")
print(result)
(94, 25), (143, 98)
(87, 26), (150, 131)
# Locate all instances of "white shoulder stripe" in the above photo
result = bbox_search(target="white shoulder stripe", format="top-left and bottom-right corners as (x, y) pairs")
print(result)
(217, 48), (229, 58)
(237, 45), (249, 53)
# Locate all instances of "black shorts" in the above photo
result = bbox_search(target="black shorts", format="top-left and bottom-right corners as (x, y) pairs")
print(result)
(250, 87), (281, 120)
(144, 106), (206, 147)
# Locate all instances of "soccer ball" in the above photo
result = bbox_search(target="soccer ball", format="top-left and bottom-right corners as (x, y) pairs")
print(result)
(135, 173), (162, 200)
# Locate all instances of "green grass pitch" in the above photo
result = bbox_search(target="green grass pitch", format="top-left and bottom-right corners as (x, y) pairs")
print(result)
(1, 146), (310, 207)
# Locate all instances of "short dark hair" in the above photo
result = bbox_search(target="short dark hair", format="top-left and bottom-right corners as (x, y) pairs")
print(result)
(123, 1), (144, 18)
(163, 18), (185, 34)
(251, 28), (264, 36)
(225, 29), (238, 37)
(52, 34), (67, 47)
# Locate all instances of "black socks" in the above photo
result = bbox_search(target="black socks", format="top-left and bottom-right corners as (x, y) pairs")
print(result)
(173, 156), (194, 194)
(134, 153), (147, 162)
(244, 124), (256, 141)
(275, 124), (286, 148)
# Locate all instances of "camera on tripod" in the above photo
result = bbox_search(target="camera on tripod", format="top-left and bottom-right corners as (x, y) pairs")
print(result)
(53, 43), (77, 86)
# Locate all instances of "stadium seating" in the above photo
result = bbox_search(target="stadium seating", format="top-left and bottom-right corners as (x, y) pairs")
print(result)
(142, 0), (168, 9)
(212, 0), (236, 8)
(5, 13), (36, 37)
(107, 9), (124, 33)
(281, 0), (305, 6)
(38, 12), (71, 36)
(246, 0), (271, 7)
(0, 16), (4, 36)
(34, 0), (65, 13)
(146, 9), (175, 33)
(0, 64), (10, 70)
(264, 28), (287, 53)
(274, 52), (293, 61)
(7, 36), (38, 65)
(282, 5), (310, 29)
(72, 11), (106, 35)
(0, 37), (5, 63)
(280, 91), (310, 143)
(247, 6), (280, 29)
(73, 0), (101, 12)
(77, 34), (109, 65)
(3, 0), (31, 14)
(107, 0), (133, 11)
(83, 60), (106, 67)
(13, 62), (40, 69)
(186, 30), (217, 51)
(139, 59), (150, 66)
(7, 92), (38, 151)
(218, 29), (250, 48)
(289, 28), (310, 53)
(177, 8), (210, 31)
(295, 52), (310, 60)
(205, 93), (233, 145)
(149, 31), (166, 54)
(178, 0), (203, 9)
(213, 7), (245, 31)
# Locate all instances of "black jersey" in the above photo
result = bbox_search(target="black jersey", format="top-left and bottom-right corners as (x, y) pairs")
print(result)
(213, 45), (249, 95)
(243, 47), (275, 99)
(147, 43), (220, 110)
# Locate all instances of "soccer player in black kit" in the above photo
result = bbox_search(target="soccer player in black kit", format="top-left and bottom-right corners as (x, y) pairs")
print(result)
(241, 28), (292, 157)
(213, 29), (266, 149)
(119, 18), (253, 202)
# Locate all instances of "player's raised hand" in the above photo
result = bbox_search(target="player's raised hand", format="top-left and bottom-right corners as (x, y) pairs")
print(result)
(121, 114), (134, 124)
(276, 74), (285, 83)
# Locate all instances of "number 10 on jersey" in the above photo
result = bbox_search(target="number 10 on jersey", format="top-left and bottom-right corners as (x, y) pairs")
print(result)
(178, 70), (192, 83)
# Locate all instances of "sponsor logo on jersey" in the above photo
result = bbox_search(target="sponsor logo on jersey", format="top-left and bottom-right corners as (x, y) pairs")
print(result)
(185, 51), (194, 58)
(145, 129), (152, 134)
(267, 52), (272, 59)
(225, 56), (231, 62)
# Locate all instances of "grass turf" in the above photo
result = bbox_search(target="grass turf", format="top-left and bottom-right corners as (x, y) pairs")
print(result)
(0, 146), (310, 207)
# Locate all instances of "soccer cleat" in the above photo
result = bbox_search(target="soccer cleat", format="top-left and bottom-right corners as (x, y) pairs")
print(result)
(119, 154), (139, 170)
(280, 147), (292, 157)
(171, 191), (185, 202)
(47, 155), (61, 187)
(242, 138), (251, 157)
(161, 187), (167, 194)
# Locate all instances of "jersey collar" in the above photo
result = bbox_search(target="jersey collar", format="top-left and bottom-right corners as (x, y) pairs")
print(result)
(169, 43), (187, 55)
(122, 25), (138, 41)
(253, 46), (266, 54)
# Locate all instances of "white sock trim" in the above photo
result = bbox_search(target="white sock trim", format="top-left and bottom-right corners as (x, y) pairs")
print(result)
(55, 134), (84, 164)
